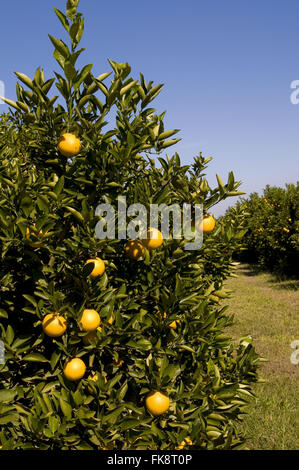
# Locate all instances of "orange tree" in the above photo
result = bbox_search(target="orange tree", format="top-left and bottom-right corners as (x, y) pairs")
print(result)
(0, 0), (260, 450)
(225, 184), (299, 276)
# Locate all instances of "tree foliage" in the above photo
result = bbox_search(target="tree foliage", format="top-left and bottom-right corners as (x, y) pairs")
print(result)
(224, 184), (299, 276)
(0, 1), (260, 450)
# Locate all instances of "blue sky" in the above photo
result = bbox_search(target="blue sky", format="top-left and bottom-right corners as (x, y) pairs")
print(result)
(1, 0), (299, 215)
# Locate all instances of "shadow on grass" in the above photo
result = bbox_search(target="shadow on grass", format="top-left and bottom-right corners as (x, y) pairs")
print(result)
(267, 278), (299, 291)
(237, 263), (263, 277)
(237, 263), (299, 291)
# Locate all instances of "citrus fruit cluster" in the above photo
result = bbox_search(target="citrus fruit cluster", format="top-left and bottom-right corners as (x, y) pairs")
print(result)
(125, 227), (164, 260)
(39, 134), (217, 419)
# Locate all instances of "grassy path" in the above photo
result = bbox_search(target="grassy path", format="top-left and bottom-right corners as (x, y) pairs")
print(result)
(224, 264), (299, 450)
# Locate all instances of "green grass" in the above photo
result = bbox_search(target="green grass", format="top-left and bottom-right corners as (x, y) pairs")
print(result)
(224, 264), (299, 450)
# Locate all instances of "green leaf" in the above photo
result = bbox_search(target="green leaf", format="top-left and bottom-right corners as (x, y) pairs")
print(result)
(216, 174), (225, 195)
(6, 325), (14, 346)
(23, 295), (38, 308)
(64, 61), (77, 82)
(49, 416), (59, 434)
(102, 405), (125, 425)
(53, 175), (65, 195)
(53, 49), (66, 69)
(126, 339), (152, 351)
(120, 419), (141, 431)
(120, 80), (138, 96)
(22, 353), (48, 363)
(48, 35), (70, 59)
(64, 206), (84, 222)
(158, 129), (180, 140)
(50, 351), (61, 370)
(0, 97), (21, 111)
(53, 8), (70, 32)
(20, 193), (33, 217)
(0, 414), (20, 425)
(37, 195), (50, 213)
(118, 382), (128, 401)
(227, 190), (246, 196)
(159, 138), (181, 149)
(73, 64), (93, 90)
(96, 72), (112, 82)
(14, 72), (34, 90)
(66, 0), (79, 20)
(0, 390), (16, 403)
(0, 309), (8, 319)
(59, 398), (72, 419)
(70, 15), (84, 46)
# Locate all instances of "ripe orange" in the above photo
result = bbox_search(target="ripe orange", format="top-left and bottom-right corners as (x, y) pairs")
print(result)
(63, 358), (86, 381)
(42, 313), (67, 337)
(85, 257), (105, 277)
(197, 214), (215, 234)
(80, 309), (101, 332)
(157, 311), (178, 329)
(175, 437), (193, 449)
(110, 359), (124, 368)
(125, 239), (145, 260)
(26, 227), (44, 248)
(145, 391), (170, 416)
(57, 133), (81, 158)
(142, 228), (163, 250)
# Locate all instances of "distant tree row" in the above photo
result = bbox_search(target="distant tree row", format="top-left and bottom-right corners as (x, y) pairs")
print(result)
(222, 183), (299, 277)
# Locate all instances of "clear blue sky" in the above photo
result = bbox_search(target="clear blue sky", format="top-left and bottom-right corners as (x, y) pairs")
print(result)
(1, 0), (299, 215)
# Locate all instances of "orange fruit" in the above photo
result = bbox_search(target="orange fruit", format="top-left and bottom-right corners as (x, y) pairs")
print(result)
(26, 227), (44, 248)
(110, 359), (124, 368)
(42, 313), (67, 337)
(80, 309), (101, 332)
(197, 214), (215, 234)
(157, 311), (178, 329)
(145, 391), (170, 416)
(57, 133), (81, 158)
(82, 327), (102, 345)
(175, 437), (193, 450)
(125, 239), (145, 260)
(63, 358), (86, 381)
(85, 257), (105, 277)
(142, 228), (163, 250)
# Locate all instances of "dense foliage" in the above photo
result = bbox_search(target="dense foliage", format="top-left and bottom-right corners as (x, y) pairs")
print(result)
(224, 184), (299, 276)
(0, 0), (260, 450)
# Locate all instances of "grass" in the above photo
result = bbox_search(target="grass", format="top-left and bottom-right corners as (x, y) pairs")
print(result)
(224, 263), (299, 450)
